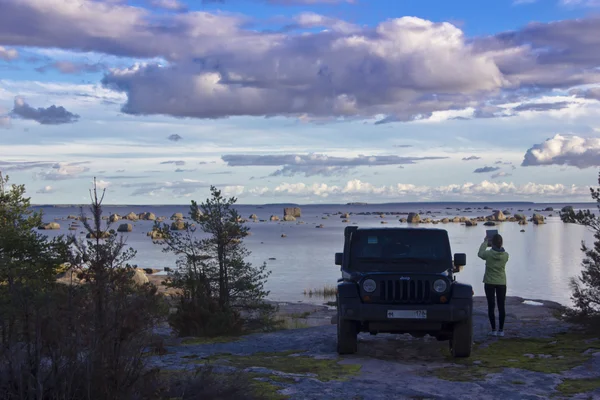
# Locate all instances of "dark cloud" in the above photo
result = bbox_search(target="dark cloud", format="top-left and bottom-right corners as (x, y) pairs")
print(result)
(160, 160), (186, 166)
(209, 171), (233, 175)
(222, 153), (447, 177)
(473, 166), (501, 173)
(2, 1), (600, 120)
(11, 97), (79, 125)
(521, 134), (600, 168)
(569, 87), (600, 101)
(393, 144), (413, 148)
(462, 156), (481, 161)
(174, 168), (197, 172)
(168, 134), (183, 142)
(35, 61), (106, 74)
(512, 101), (571, 112)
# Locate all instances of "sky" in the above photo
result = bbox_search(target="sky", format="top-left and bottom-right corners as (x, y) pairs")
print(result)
(1, 0), (600, 204)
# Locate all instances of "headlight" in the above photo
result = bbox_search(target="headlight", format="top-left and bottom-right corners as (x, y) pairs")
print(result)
(433, 279), (447, 293)
(362, 279), (377, 293)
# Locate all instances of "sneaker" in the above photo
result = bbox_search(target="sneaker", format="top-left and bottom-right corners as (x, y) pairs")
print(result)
(488, 330), (497, 336)
(497, 330), (505, 337)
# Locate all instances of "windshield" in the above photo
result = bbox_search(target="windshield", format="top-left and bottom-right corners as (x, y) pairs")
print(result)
(349, 229), (451, 271)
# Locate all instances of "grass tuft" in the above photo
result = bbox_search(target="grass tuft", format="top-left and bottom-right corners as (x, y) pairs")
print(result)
(303, 285), (337, 298)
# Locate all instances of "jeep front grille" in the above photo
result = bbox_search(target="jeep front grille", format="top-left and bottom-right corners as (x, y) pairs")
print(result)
(378, 279), (432, 303)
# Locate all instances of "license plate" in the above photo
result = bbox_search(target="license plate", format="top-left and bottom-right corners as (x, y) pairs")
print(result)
(387, 310), (427, 319)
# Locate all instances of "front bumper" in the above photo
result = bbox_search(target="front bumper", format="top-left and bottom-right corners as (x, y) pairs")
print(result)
(339, 298), (472, 323)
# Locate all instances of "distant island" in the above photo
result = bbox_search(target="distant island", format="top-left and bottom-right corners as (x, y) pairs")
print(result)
(346, 202), (368, 205)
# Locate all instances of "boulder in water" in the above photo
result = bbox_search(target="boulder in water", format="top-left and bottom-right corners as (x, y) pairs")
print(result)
(283, 207), (301, 218)
(407, 213), (420, 223)
(117, 223), (133, 232)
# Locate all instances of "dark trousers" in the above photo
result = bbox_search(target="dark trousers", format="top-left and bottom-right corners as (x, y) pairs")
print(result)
(484, 283), (507, 331)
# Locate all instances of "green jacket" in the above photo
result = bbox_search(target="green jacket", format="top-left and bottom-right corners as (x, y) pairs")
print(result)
(477, 240), (509, 285)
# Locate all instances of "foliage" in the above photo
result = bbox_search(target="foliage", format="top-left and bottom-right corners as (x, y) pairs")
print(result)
(157, 185), (277, 337)
(559, 171), (600, 324)
(0, 175), (167, 400)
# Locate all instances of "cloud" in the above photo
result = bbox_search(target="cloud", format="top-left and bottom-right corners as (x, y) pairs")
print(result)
(2, 1), (600, 121)
(222, 185), (244, 196)
(34, 162), (91, 181)
(491, 171), (512, 179)
(0, 160), (56, 171)
(174, 168), (197, 172)
(149, 0), (188, 12)
(35, 61), (106, 75)
(221, 153), (447, 177)
(202, 0), (354, 3)
(168, 134), (183, 142)
(521, 134), (600, 168)
(11, 96), (80, 125)
(95, 180), (111, 190)
(393, 144), (413, 148)
(462, 156), (481, 161)
(121, 179), (211, 196)
(512, 101), (571, 112)
(36, 185), (54, 194)
(570, 87), (600, 101)
(260, 179), (589, 199)
(0, 46), (18, 61)
(559, 0), (600, 7)
(474, 166), (501, 173)
(160, 160), (186, 166)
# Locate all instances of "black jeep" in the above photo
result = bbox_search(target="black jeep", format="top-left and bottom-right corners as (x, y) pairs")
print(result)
(334, 226), (473, 358)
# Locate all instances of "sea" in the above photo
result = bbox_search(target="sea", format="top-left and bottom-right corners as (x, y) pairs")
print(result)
(33, 201), (597, 307)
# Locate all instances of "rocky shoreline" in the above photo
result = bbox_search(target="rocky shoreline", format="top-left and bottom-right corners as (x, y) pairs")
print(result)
(37, 205), (567, 241)
(147, 296), (600, 399)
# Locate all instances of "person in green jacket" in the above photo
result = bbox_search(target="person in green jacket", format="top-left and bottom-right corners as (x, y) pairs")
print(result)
(478, 233), (509, 337)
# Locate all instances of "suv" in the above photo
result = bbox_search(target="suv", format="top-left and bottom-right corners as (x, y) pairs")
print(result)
(334, 226), (473, 358)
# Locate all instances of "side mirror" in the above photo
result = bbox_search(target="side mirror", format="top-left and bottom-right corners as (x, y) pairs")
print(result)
(335, 252), (343, 266)
(454, 253), (466, 267)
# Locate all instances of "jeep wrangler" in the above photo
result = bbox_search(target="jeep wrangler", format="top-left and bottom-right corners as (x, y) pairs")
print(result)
(334, 226), (473, 358)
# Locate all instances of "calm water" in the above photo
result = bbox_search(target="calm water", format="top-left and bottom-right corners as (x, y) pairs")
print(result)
(35, 202), (596, 306)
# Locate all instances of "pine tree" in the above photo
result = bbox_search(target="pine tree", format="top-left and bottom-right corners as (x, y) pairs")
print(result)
(560, 171), (600, 321)
(158, 186), (276, 336)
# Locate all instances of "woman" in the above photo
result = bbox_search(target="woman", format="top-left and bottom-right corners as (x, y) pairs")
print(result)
(477, 233), (509, 337)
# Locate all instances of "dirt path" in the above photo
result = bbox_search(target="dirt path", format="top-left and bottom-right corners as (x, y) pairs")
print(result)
(148, 297), (600, 399)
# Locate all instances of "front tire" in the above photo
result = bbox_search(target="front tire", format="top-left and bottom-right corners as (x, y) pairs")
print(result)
(449, 316), (473, 358)
(336, 313), (358, 355)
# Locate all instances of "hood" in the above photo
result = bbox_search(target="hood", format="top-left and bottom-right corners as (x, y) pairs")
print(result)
(492, 246), (505, 253)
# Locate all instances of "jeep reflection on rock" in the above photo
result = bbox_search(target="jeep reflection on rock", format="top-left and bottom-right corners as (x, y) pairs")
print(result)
(334, 226), (473, 358)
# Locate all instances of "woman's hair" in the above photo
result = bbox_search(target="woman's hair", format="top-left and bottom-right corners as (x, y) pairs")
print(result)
(492, 233), (503, 248)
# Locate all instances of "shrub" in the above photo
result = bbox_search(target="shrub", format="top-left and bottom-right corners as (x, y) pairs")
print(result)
(560, 171), (600, 327)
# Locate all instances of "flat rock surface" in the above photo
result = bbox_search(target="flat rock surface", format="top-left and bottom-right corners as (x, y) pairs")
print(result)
(148, 297), (600, 399)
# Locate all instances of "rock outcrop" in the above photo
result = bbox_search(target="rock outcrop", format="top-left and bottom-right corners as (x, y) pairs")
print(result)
(109, 214), (120, 223)
(283, 215), (296, 222)
(284, 207), (301, 218)
(531, 214), (545, 225)
(139, 212), (156, 221)
(171, 213), (184, 220)
(38, 222), (60, 230)
(407, 213), (420, 223)
(117, 223), (133, 232)
(124, 212), (139, 221)
(170, 220), (187, 230)
(270, 215), (280, 222)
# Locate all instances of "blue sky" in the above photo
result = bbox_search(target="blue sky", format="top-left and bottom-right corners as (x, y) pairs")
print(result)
(0, 0), (599, 204)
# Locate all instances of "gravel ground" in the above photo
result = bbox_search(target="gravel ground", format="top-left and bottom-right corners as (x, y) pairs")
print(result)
(148, 297), (600, 400)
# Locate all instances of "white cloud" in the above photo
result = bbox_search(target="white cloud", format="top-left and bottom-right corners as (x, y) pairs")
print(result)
(260, 179), (590, 200)
(36, 185), (54, 194)
(0, 46), (18, 61)
(522, 134), (600, 168)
